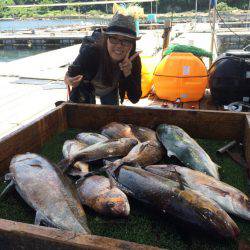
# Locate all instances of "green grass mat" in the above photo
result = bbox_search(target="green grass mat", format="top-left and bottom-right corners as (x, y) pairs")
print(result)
(0, 129), (250, 249)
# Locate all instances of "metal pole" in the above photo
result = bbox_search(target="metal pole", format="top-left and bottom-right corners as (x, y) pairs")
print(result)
(195, 0), (198, 22)
(209, 3), (216, 67)
(151, 1), (152, 13)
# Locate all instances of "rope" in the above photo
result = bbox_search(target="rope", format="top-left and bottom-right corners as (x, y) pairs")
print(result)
(216, 9), (241, 42)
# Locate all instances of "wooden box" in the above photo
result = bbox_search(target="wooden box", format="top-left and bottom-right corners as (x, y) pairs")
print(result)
(0, 103), (249, 249)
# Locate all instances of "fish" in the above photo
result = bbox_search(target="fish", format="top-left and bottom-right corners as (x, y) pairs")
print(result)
(144, 164), (250, 220)
(101, 122), (138, 141)
(67, 138), (138, 166)
(112, 140), (164, 167)
(106, 165), (239, 239)
(1, 153), (91, 234)
(76, 132), (109, 145)
(156, 124), (220, 179)
(130, 125), (158, 143)
(62, 139), (89, 172)
(77, 175), (130, 217)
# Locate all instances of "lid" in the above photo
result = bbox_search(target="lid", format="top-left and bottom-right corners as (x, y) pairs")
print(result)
(154, 52), (208, 77)
(225, 50), (250, 58)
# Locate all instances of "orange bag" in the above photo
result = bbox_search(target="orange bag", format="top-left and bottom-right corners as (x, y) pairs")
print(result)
(140, 55), (160, 97)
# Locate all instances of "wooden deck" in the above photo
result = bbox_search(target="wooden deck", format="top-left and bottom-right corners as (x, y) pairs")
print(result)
(0, 74), (220, 139)
(0, 76), (66, 138)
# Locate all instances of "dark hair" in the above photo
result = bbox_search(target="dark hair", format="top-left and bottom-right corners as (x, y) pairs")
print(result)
(100, 34), (136, 86)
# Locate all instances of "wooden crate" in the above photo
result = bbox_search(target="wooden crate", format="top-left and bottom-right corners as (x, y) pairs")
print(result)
(0, 103), (249, 249)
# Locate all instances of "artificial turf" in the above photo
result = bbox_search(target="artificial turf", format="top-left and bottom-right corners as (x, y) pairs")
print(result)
(0, 129), (249, 250)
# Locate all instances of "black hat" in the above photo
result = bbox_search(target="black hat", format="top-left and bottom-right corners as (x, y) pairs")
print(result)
(104, 13), (141, 40)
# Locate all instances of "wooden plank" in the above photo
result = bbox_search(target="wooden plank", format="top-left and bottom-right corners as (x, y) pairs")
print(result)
(0, 219), (158, 250)
(0, 45), (80, 79)
(182, 101), (200, 110)
(66, 104), (245, 141)
(244, 115), (250, 163)
(199, 89), (219, 110)
(244, 114), (250, 186)
(0, 105), (67, 174)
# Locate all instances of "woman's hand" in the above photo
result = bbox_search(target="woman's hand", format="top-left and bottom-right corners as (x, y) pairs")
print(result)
(64, 73), (83, 88)
(119, 51), (141, 78)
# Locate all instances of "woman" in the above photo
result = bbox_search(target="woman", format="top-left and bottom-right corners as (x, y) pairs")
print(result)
(64, 13), (142, 105)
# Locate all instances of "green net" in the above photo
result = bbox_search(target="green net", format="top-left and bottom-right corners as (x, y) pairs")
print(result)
(163, 44), (213, 59)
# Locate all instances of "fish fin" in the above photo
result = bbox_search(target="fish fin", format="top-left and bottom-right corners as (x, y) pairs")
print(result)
(215, 163), (221, 169)
(173, 167), (185, 190)
(204, 184), (230, 197)
(167, 150), (175, 157)
(34, 211), (57, 228)
(0, 180), (15, 201)
(138, 143), (149, 154)
(57, 158), (72, 173)
(134, 163), (142, 168)
(108, 175), (117, 188)
(75, 165), (109, 187)
(34, 211), (43, 225)
(75, 172), (94, 188)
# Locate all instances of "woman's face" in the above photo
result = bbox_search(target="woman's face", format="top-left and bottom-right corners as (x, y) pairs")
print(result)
(107, 35), (134, 63)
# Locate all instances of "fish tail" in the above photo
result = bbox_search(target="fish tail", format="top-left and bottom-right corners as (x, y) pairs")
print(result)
(57, 158), (72, 173)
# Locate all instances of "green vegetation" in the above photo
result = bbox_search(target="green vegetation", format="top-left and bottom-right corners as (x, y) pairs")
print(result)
(0, 0), (249, 19)
(0, 129), (250, 249)
(217, 2), (238, 12)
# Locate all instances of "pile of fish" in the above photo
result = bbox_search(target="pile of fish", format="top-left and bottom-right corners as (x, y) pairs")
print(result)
(2, 121), (250, 240)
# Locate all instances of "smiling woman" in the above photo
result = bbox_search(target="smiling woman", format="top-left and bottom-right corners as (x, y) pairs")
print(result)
(64, 13), (142, 105)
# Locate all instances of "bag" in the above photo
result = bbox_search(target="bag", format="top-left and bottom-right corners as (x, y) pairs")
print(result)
(209, 50), (250, 105)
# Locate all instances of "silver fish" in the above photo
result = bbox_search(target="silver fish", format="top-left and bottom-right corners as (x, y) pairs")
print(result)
(106, 165), (239, 239)
(62, 139), (89, 172)
(130, 125), (158, 143)
(156, 124), (219, 179)
(101, 122), (138, 141)
(3, 153), (91, 234)
(113, 140), (164, 167)
(77, 175), (130, 217)
(69, 138), (138, 164)
(145, 164), (250, 220)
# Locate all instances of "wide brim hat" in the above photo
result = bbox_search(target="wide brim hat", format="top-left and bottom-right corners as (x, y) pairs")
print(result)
(104, 13), (141, 40)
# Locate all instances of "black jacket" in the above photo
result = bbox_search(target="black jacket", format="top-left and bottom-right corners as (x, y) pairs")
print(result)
(68, 44), (142, 104)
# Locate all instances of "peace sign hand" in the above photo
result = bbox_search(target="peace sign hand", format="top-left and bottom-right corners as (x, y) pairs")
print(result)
(119, 51), (141, 78)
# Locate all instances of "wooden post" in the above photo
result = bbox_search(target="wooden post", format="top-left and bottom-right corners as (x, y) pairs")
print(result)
(162, 20), (172, 56)
(209, 2), (217, 67)
(195, 0), (198, 22)
(244, 114), (250, 189)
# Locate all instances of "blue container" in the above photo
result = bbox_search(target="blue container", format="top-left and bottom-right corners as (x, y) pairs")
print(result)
(147, 14), (157, 23)
(135, 20), (140, 36)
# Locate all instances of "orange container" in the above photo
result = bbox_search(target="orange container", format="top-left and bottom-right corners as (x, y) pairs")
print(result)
(140, 55), (160, 97)
(152, 52), (208, 102)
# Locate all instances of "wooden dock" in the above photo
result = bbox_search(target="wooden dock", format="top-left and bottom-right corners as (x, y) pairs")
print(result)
(0, 25), (247, 138)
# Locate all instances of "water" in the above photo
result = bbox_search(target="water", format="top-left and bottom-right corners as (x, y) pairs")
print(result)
(0, 18), (109, 61)
(0, 46), (60, 62)
(0, 18), (108, 31)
